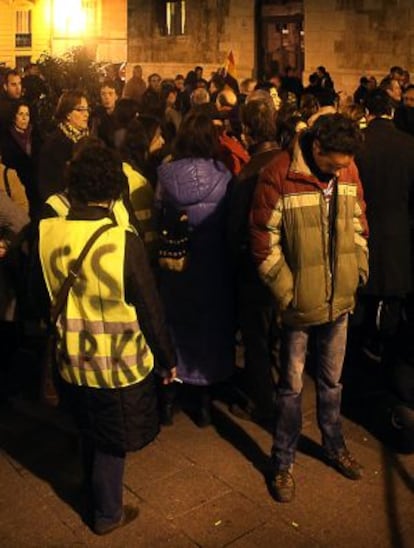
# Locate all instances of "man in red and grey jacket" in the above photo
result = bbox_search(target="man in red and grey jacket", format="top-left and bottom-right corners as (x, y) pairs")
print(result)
(250, 113), (369, 503)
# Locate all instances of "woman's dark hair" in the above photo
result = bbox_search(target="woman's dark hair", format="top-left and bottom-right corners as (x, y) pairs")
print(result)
(300, 93), (320, 121)
(8, 98), (31, 126)
(119, 118), (150, 174)
(365, 89), (393, 117)
(161, 82), (177, 106)
(113, 98), (140, 128)
(241, 99), (277, 143)
(67, 143), (126, 204)
(138, 114), (162, 147)
(55, 90), (88, 123)
(71, 136), (106, 160)
(172, 112), (221, 161)
(276, 115), (303, 150)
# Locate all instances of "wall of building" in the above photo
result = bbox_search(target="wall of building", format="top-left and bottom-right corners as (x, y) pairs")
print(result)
(127, 0), (255, 81)
(304, 0), (414, 100)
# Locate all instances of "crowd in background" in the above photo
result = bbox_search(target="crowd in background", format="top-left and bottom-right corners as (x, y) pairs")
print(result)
(0, 58), (414, 531)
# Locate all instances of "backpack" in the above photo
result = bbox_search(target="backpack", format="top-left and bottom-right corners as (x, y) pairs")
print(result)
(158, 202), (190, 272)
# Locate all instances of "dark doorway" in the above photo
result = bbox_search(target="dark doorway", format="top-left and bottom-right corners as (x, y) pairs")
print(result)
(256, 1), (304, 81)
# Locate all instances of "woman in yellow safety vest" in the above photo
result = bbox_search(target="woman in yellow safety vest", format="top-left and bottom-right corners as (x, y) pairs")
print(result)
(37, 144), (176, 535)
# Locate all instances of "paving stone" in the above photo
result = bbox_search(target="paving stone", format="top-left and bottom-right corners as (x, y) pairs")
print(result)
(125, 438), (192, 491)
(227, 521), (320, 547)
(73, 494), (197, 548)
(0, 364), (413, 546)
(138, 463), (231, 519)
(178, 490), (270, 547)
(0, 451), (80, 546)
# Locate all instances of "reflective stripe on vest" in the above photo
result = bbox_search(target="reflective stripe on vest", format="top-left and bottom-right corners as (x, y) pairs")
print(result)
(46, 193), (71, 217)
(46, 192), (137, 235)
(39, 217), (153, 388)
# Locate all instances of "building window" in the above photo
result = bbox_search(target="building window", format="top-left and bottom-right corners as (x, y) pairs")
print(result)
(81, 0), (98, 34)
(158, 1), (186, 36)
(16, 55), (31, 73)
(15, 10), (32, 48)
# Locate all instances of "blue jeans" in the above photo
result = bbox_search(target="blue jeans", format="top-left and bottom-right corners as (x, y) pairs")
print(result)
(82, 439), (125, 530)
(272, 313), (348, 471)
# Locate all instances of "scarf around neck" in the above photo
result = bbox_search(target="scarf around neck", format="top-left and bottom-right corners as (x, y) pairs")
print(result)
(59, 121), (89, 143)
(11, 125), (32, 156)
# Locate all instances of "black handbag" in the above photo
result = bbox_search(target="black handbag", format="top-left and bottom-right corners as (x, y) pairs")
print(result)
(158, 202), (190, 272)
(40, 221), (115, 406)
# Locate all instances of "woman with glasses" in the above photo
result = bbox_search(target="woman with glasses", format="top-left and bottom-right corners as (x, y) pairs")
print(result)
(37, 90), (90, 204)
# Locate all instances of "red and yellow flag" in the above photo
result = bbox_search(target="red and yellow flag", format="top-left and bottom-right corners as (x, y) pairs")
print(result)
(226, 50), (236, 77)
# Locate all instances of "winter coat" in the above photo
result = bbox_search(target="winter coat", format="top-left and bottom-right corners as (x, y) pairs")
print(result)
(37, 128), (74, 202)
(394, 106), (414, 138)
(228, 141), (281, 283)
(356, 117), (414, 296)
(0, 175), (30, 321)
(1, 126), (41, 217)
(157, 157), (235, 385)
(0, 163), (29, 213)
(250, 139), (369, 327)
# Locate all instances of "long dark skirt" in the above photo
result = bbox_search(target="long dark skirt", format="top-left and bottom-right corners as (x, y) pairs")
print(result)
(60, 372), (159, 456)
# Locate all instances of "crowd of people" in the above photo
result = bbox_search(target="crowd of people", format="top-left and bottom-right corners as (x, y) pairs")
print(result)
(0, 60), (414, 534)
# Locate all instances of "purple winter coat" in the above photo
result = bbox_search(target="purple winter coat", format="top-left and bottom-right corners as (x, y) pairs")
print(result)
(157, 158), (235, 385)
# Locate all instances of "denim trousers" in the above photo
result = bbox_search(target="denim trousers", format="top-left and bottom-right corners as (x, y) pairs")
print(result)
(271, 313), (348, 471)
(81, 438), (125, 529)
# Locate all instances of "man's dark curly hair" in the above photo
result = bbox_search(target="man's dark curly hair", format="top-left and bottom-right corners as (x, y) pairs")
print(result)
(309, 113), (363, 155)
(67, 144), (126, 204)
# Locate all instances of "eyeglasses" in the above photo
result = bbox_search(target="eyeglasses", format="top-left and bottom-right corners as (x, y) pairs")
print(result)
(73, 107), (90, 113)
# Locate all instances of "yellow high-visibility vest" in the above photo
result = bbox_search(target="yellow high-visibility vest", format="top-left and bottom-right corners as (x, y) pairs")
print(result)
(39, 216), (154, 388)
(122, 162), (158, 261)
(45, 192), (135, 234)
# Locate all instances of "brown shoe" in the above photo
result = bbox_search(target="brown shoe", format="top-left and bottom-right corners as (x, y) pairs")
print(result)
(270, 469), (295, 503)
(326, 448), (363, 480)
(94, 505), (139, 536)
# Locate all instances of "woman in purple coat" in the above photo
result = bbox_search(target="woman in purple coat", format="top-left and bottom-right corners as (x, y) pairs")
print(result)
(156, 112), (235, 426)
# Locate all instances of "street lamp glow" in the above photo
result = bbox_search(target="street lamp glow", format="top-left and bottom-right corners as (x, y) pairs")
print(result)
(53, 0), (87, 36)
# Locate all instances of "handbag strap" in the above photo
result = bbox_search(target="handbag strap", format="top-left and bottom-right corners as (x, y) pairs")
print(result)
(50, 221), (116, 325)
(3, 167), (11, 198)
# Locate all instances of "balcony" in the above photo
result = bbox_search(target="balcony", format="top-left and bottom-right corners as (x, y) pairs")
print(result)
(15, 33), (32, 48)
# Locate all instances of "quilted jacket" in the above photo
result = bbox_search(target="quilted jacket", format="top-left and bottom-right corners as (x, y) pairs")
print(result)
(250, 139), (369, 327)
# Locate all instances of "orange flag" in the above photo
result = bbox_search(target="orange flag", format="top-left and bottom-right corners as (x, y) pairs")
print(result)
(226, 50), (236, 77)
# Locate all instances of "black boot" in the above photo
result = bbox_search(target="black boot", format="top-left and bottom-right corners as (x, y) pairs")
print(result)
(194, 386), (212, 428)
(159, 384), (176, 426)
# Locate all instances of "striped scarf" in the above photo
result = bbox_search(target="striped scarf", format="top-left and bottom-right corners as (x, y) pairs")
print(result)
(58, 121), (89, 143)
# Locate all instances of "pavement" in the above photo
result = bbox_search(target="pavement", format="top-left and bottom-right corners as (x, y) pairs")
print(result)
(0, 347), (413, 548)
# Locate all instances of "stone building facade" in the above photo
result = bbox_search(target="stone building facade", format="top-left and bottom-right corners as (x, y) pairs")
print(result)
(304, 0), (414, 98)
(1, 0), (414, 100)
(127, 0), (255, 81)
(128, 0), (414, 99)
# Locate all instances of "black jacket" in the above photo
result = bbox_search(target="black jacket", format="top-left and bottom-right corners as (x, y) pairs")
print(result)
(37, 128), (73, 202)
(228, 141), (281, 282)
(356, 118), (414, 296)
